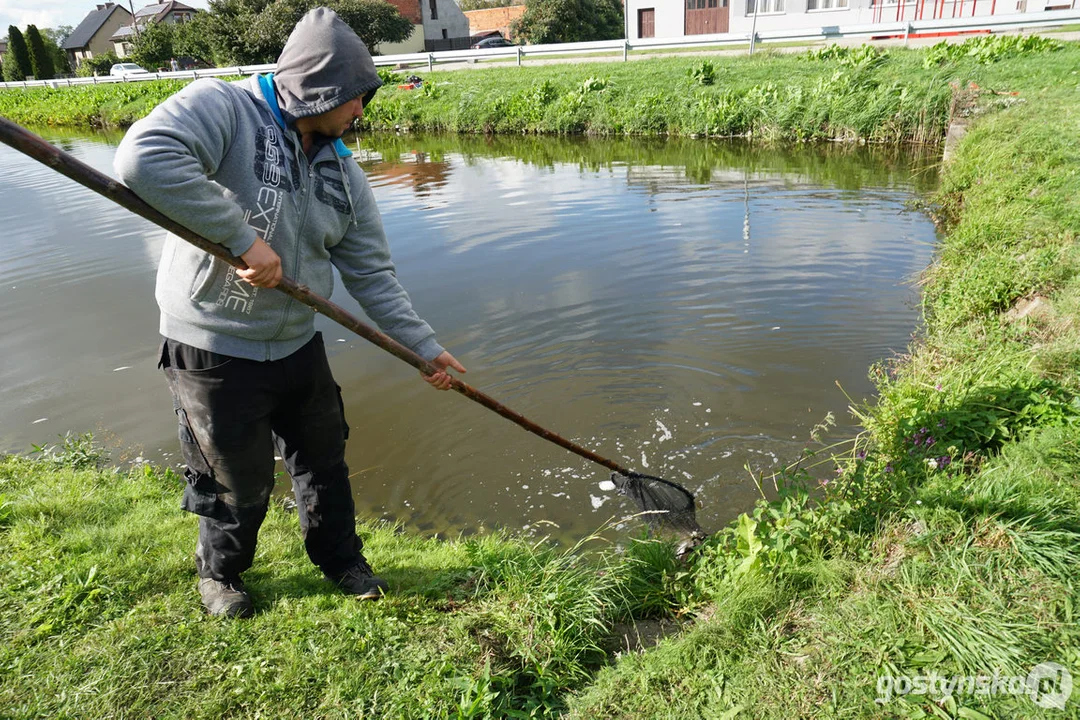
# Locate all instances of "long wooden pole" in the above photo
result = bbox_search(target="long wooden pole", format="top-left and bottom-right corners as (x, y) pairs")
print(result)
(0, 115), (639, 477)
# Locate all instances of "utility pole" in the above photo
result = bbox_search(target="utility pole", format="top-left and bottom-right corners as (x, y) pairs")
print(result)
(127, 0), (141, 37)
(748, 0), (759, 55)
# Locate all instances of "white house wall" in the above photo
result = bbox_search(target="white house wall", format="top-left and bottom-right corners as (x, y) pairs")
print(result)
(629, 0), (1035, 38)
(627, 0), (687, 37)
(378, 25), (426, 55)
(422, 0), (472, 40)
(728, 1), (871, 33)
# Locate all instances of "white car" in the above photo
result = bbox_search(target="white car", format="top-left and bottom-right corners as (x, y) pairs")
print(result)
(110, 63), (147, 76)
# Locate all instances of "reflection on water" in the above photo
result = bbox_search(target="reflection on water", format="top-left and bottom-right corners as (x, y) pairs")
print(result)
(0, 129), (938, 541)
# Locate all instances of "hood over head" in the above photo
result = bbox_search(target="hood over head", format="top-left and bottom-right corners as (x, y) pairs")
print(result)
(273, 7), (382, 124)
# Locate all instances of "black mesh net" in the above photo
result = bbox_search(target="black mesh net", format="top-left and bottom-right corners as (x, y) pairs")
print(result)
(610, 471), (705, 540)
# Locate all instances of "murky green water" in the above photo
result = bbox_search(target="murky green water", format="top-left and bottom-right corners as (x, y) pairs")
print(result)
(0, 129), (939, 539)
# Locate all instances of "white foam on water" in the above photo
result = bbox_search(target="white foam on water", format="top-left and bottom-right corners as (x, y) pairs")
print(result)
(598, 479), (616, 491)
(112, 366), (132, 372)
(640, 451), (649, 468)
(655, 419), (672, 442)
(32, 418), (47, 424)
(590, 494), (608, 509)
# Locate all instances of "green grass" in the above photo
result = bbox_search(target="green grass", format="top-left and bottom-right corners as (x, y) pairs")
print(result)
(0, 78), (233, 127)
(367, 48), (955, 141)
(0, 435), (688, 718)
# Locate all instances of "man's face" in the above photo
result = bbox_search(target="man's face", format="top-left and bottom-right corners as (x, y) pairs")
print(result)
(298, 96), (365, 138)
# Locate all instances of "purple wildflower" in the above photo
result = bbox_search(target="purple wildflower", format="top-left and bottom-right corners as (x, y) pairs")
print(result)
(935, 383), (943, 391)
(938, 456), (951, 467)
(885, 464), (893, 473)
(856, 450), (867, 461)
(925, 436), (935, 447)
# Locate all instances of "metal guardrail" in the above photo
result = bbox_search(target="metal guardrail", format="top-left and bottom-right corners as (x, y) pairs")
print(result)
(2, 8), (1077, 90)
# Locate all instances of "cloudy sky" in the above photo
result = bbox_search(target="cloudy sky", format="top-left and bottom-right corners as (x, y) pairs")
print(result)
(0, 0), (210, 36)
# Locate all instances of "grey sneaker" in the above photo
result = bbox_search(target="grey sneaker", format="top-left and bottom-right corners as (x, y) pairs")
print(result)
(198, 577), (255, 618)
(328, 559), (388, 600)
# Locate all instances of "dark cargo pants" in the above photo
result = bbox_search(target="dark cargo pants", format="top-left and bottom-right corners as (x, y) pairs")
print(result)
(160, 333), (363, 581)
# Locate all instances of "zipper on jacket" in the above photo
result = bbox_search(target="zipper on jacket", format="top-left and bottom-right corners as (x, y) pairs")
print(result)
(266, 134), (315, 356)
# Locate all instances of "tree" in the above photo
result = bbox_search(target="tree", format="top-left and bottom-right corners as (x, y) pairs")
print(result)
(3, 26), (33, 81)
(201, 0), (413, 64)
(25, 25), (55, 79)
(75, 50), (120, 77)
(172, 14), (216, 65)
(333, 0), (414, 52)
(512, 0), (623, 44)
(129, 19), (176, 69)
(42, 26), (74, 76)
(457, 0), (517, 10)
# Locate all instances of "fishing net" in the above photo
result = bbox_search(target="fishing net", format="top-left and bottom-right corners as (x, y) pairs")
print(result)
(610, 471), (705, 542)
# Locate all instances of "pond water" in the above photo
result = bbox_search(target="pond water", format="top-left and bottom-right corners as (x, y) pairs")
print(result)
(0, 129), (939, 540)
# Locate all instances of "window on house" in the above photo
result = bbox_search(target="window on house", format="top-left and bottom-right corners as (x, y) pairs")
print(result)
(697, 0), (705, 8)
(807, 0), (848, 8)
(708, 0), (718, 7)
(429, 0), (438, 19)
(747, 0), (784, 12)
(442, 28), (448, 38)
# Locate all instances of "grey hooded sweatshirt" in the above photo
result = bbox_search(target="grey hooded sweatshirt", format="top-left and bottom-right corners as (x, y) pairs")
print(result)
(114, 8), (444, 362)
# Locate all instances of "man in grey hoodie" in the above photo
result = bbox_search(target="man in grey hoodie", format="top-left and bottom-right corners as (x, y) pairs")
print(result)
(115, 8), (465, 617)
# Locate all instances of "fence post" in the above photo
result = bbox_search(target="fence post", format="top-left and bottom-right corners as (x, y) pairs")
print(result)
(624, 39), (629, 61)
(517, 45), (522, 67)
(428, 53), (434, 72)
(904, 21), (912, 45)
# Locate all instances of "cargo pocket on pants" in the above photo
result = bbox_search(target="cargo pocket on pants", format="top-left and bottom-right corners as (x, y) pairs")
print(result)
(166, 369), (234, 523)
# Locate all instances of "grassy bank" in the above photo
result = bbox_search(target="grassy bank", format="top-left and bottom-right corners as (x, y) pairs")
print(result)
(4, 39), (1080, 718)
(0, 436), (688, 717)
(0, 79), (192, 127)
(0, 39), (1071, 143)
(0, 51), (952, 140)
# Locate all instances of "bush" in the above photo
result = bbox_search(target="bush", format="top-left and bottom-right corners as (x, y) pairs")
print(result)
(76, 51), (120, 77)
